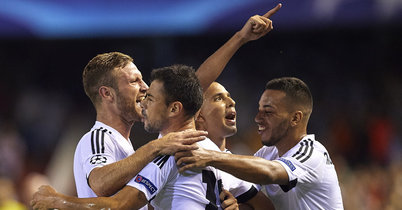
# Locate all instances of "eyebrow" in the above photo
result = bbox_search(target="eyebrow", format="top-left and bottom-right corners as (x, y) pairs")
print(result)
(211, 92), (230, 98)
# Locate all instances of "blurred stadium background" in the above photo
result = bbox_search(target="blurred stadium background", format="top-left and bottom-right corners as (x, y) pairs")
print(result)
(0, 0), (401, 209)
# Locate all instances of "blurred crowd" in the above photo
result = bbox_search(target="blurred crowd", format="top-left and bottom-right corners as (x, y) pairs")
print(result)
(0, 26), (401, 209)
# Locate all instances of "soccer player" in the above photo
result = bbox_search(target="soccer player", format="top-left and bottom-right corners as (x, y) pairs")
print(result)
(32, 65), (257, 209)
(195, 82), (275, 210)
(176, 77), (344, 210)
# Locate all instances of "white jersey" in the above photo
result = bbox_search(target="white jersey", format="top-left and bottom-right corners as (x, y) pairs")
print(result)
(73, 121), (148, 210)
(254, 134), (343, 210)
(127, 137), (257, 210)
(220, 150), (258, 203)
(73, 122), (131, 193)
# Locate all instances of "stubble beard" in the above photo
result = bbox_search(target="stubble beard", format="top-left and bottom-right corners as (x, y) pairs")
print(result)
(262, 119), (290, 147)
(116, 91), (140, 123)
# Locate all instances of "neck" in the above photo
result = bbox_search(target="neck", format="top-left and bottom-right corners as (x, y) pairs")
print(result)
(276, 128), (307, 157)
(208, 133), (226, 151)
(160, 116), (196, 136)
(96, 113), (134, 140)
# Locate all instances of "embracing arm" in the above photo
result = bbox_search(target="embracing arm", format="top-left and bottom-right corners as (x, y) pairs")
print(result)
(195, 3), (282, 91)
(31, 185), (147, 210)
(90, 130), (207, 196)
(176, 149), (288, 185)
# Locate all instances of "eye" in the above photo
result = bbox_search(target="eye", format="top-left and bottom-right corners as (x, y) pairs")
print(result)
(144, 94), (152, 101)
(213, 96), (222, 101)
(265, 111), (273, 115)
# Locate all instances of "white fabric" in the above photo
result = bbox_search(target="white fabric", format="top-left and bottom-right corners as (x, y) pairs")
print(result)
(254, 134), (344, 210)
(127, 137), (257, 210)
(73, 121), (147, 210)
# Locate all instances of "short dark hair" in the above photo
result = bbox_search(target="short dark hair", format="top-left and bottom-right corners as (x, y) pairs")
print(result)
(83, 52), (133, 106)
(265, 77), (313, 115)
(150, 64), (203, 118)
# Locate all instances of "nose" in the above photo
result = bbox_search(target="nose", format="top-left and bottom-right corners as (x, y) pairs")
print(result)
(255, 110), (262, 123)
(227, 97), (236, 108)
(140, 80), (149, 92)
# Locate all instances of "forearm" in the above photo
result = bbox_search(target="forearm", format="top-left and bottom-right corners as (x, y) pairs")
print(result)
(54, 194), (119, 210)
(209, 152), (287, 185)
(196, 32), (248, 91)
(90, 140), (161, 196)
(55, 189), (145, 210)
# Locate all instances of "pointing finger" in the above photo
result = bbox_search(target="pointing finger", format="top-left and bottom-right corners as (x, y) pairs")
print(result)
(263, 3), (282, 18)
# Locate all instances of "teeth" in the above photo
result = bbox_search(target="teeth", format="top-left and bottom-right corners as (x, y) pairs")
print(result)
(258, 125), (265, 131)
(136, 96), (145, 103)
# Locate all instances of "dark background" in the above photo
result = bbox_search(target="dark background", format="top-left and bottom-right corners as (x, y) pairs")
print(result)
(0, 1), (401, 209)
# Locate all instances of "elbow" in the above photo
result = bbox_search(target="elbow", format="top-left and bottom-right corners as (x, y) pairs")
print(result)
(259, 164), (288, 185)
(89, 179), (114, 197)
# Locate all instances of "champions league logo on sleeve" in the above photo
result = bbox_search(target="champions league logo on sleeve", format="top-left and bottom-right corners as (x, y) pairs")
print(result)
(90, 155), (107, 164)
(135, 175), (157, 194)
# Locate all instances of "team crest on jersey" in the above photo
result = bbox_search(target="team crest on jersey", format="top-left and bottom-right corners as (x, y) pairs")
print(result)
(135, 175), (157, 194)
(89, 155), (107, 165)
(278, 158), (296, 171)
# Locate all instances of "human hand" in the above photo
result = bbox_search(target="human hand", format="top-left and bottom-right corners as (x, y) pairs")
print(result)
(156, 130), (208, 155)
(30, 185), (59, 210)
(220, 189), (239, 210)
(237, 3), (282, 42)
(175, 147), (215, 172)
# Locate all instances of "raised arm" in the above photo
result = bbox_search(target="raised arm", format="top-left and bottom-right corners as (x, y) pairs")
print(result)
(175, 148), (288, 185)
(90, 130), (207, 196)
(196, 3), (282, 91)
(31, 185), (147, 210)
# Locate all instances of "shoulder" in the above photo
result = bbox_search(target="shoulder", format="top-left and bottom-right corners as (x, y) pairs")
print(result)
(76, 126), (116, 155)
(286, 135), (330, 168)
(151, 155), (174, 170)
(254, 146), (277, 159)
(197, 138), (221, 151)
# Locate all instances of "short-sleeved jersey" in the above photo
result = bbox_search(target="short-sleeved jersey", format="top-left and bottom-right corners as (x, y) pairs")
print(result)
(127, 138), (257, 210)
(73, 121), (135, 198)
(220, 150), (258, 203)
(254, 134), (343, 210)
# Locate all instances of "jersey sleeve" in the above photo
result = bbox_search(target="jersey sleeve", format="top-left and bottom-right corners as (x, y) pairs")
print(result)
(78, 130), (119, 178)
(221, 172), (257, 203)
(274, 150), (324, 192)
(127, 155), (174, 201)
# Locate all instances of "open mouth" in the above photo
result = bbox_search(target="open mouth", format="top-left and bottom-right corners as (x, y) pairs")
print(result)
(225, 111), (236, 125)
(136, 95), (145, 105)
(257, 124), (266, 134)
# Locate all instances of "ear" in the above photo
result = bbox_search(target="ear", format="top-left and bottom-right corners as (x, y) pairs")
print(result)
(290, 111), (303, 127)
(195, 111), (207, 131)
(168, 101), (183, 117)
(99, 86), (115, 103)
(195, 110), (205, 123)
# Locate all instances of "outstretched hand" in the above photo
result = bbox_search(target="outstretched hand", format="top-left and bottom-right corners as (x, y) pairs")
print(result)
(238, 3), (282, 41)
(156, 130), (208, 155)
(30, 185), (59, 210)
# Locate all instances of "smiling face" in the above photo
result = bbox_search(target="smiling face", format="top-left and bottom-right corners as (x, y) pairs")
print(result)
(255, 89), (292, 146)
(198, 82), (237, 138)
(140, 80), (170, 133)
(114, 62), (148, 123)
